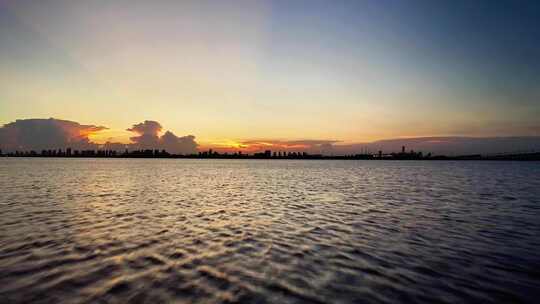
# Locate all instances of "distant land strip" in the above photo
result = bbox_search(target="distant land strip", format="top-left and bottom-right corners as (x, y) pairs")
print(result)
(2, 148), (540, 161)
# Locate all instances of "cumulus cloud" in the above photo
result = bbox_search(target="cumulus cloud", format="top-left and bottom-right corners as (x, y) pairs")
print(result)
(127, 120), (163, 135)
(0, 118), (105, 152)
(160, 131), (198, 155)
(127, 120), (162, 150)
(126, 120), (198, 154)
(2, 118), (538, 156)
(0, 118), (198, 155)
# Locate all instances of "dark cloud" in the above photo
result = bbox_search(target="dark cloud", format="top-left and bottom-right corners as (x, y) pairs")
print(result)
(0, 118), (198, 155)
(448, 121), (540, 137)
(126, 120), (198, 154)
(2, 118), (538, 156)
(127, 120), (162, 150)
(127, 120), (163, 135)
(0, 118), (105, 152)
(333, 137), (540, 156)
(528, 125), (540, 133)
(237, 137), (540, 156)
(160, 131), (197, 155)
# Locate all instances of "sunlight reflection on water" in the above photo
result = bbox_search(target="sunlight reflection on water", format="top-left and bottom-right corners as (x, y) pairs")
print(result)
(1, 158), (539, 303)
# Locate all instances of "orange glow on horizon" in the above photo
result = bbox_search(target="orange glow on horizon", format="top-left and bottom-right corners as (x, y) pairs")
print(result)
(84, 127), (462, 153)
(199, 140), (313, 153)
(87, 129), (132, 145)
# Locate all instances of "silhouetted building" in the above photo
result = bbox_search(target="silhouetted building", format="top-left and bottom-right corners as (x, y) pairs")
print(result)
(6, 144), (537, 161)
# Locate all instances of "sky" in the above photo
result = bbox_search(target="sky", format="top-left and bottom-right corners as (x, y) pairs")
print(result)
(1, 0), (539, 153)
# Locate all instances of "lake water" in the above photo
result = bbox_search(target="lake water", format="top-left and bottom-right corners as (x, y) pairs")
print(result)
(0, 158), (539, 303)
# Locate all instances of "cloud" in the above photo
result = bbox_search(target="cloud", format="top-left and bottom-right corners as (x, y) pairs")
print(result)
(0, 118), (198, 154)
(127, 120), (162, 149)
(0, 118), (105, 152)
(332, 137), (540, 156)
(2, 118), (538, 156)
(211, 137), (540, 156)
(127, 120), (163, 135)
(231, 139), (339, 154)
(160, 131), (198, 155)
(126, 120), (198, 154)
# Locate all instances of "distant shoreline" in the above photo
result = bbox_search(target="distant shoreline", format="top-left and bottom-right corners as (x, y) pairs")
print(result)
(2, 154), (539, 161)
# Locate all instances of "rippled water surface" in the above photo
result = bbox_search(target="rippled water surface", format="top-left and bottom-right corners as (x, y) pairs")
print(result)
(1, 158), (540, 303)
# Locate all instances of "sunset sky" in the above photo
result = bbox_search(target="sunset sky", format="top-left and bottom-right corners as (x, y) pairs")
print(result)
(1, 1), (539, 151)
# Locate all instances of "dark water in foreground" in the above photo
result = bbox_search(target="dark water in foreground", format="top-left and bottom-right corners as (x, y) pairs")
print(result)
(1, 159), (539, 304)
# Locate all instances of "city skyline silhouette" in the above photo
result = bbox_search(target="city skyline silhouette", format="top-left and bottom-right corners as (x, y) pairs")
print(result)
(0, 118), (540, 158)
